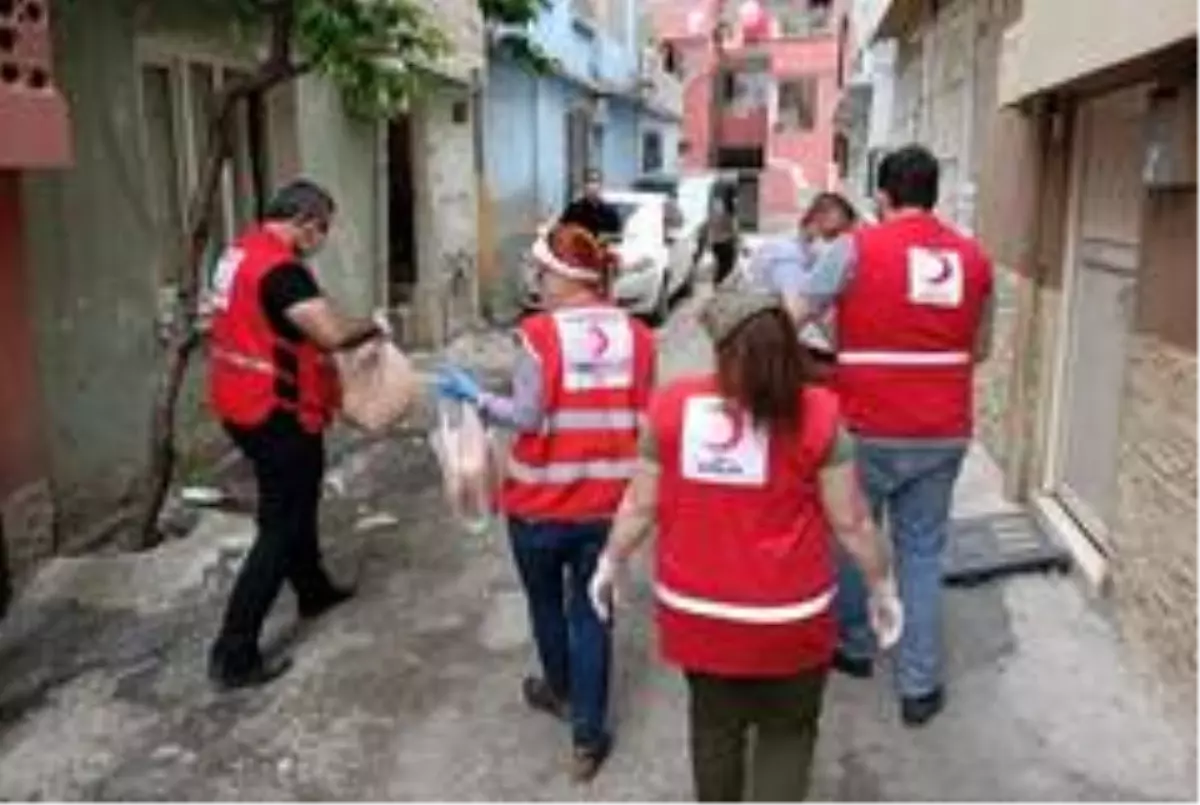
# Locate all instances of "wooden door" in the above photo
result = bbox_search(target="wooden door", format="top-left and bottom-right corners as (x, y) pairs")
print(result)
(1055, 85), (1149, 552)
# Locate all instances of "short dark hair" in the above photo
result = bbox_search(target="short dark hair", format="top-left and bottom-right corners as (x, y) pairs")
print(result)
(876, 145), (940, 210)
(584, 168), (603, 183)
(263, 179), (336, 224)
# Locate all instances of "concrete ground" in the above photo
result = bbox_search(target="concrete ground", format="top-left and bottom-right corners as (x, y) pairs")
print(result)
(0, 293), (1194, 800)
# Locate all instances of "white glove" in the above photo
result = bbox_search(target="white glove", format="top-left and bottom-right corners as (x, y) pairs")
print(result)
(588, 553), (622, 623)
(868, 576), (904, 651)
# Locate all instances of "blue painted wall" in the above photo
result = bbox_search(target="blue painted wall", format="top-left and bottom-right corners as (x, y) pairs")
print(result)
(486, 0), (647, 213)
(483, 0), (680, 319)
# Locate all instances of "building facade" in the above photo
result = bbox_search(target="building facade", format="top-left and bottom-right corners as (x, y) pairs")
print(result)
(989, 0), (1197, 714)
(480, 0), (683, 322)
(870, 0), (1198, 715)
(651, 0), (850, 230)
(835, 0), (893, 206)
(0, 0), (72, 596)
(870, 0), (1017, 234)
(6, 0), (486, 582)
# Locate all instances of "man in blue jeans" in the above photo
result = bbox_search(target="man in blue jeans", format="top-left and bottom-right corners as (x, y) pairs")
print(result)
(790, 145), (995, 726)
(507, 518), (611, 757)
(435, 222), (656, 780)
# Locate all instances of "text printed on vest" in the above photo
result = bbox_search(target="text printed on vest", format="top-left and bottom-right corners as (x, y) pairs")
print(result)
(553, 309), (634, 392)
(209, 247), (247, 313)
(906, 247), (964, 308)
(680, 396), (768, 487)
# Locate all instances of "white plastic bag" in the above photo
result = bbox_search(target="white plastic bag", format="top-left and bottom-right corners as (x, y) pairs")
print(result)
(429, 398), (495, 535)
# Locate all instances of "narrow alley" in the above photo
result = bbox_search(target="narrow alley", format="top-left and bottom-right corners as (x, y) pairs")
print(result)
(0, 294), (1192, 800)
(0, 0), (1195, 800)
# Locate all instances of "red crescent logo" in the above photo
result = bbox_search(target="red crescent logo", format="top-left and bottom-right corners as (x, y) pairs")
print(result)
(929, 253), (956, 284)
(587, 323), (610, 359)
(704, 404), (745, 452)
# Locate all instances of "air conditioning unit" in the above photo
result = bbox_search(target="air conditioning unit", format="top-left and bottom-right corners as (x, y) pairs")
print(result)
(1144, 82), (1197, 189)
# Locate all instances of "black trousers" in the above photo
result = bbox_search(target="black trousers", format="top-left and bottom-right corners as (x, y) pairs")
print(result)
(712, 241), (738, 287)
(686, 669), (828, 802)
(213, 411), (335, 671)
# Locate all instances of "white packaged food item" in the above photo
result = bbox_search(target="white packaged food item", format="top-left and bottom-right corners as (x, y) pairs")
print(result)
(429, 398), (495, 535)
(337, 339), (418, 434)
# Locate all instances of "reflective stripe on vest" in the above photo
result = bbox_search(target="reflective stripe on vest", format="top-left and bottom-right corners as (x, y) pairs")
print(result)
(544, 408), (643, 432)
(210, 347), (278, 376)
(655, 583), (836, 625)
(507, 456), (641, 484)
(837, 350), (971, 366)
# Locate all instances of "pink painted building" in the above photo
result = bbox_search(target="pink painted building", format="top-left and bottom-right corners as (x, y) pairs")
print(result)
(647, 0), (852, 228)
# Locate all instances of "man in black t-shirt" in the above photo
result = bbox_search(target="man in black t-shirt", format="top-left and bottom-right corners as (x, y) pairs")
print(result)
(208, 180), (385, 690)
(559, 168), (622, 242)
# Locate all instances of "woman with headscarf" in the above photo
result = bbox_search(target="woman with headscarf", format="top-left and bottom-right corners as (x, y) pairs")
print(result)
(588, 291), (901, 801)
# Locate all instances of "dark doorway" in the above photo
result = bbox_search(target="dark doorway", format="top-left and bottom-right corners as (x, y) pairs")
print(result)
(565, 107), (592, 204)
(387, 115), (417, 308)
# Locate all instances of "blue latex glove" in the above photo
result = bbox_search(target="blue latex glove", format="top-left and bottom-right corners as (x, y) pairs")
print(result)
(434, 365), (482, 403)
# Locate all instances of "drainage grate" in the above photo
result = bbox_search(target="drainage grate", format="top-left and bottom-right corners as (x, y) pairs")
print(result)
(943, 512), (1073, 586)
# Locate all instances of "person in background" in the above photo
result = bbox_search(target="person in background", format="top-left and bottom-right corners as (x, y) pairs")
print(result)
(206, 179), (387, 689)
(794, 144), (995, 727)
(746, 192), (860, 367)
(434, 223), (657, 782)
(805, 191), (859, 245)
(588, 292), (901, 802)
(703, 184), (740, 287)
(560, 168), (622, 243)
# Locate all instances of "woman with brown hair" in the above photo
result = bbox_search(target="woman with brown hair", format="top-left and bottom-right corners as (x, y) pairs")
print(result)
(587, 291), (901, 801)
(435, 223), (656, 783)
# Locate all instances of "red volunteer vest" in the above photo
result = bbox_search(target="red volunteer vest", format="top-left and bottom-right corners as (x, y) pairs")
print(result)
(651, 377), (841, 677)
(501, 304), (655, 522)
(835, 213), (992, 439)
(208, 227), (341, 434)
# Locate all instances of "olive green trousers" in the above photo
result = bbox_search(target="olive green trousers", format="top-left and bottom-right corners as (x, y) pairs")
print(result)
(685, 668), (828, 802)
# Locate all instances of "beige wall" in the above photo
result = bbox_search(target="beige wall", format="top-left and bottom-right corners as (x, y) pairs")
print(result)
(1110, 182), (1197, 715)
(409, 83), (482, 346)
(417, 0), (485, 83)
(1001, 0), (1196, 104)
(986, 69), (1197, 713)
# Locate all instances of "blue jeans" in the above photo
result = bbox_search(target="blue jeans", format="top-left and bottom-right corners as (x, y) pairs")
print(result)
(836, 442), (966, 698)
(508, 517), (611, 750)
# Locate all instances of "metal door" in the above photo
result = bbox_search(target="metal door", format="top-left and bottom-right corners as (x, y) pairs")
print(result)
(1054, 85), (1149, 552)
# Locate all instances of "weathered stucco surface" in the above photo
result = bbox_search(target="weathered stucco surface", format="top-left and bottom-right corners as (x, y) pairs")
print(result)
(20, 0), (165, 537)
(1110, 336), (1197, 717)
(410, 84), (482, 345)
(1108, 186), (1198, 716)
(416, 0), (485, 83)
(973, 263), (1020, 467)
(16, 1), (388, 548)
(296, 75), (383, 318)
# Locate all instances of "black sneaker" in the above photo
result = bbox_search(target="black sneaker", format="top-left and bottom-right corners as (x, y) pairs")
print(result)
(901, 687), (945, 727)
(522, 676), (569, 720)
(209, 654), (293, 691)
(570, 736), (613, 783)
(298, 586), (355, 620)
(831, 650), (874, 679)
